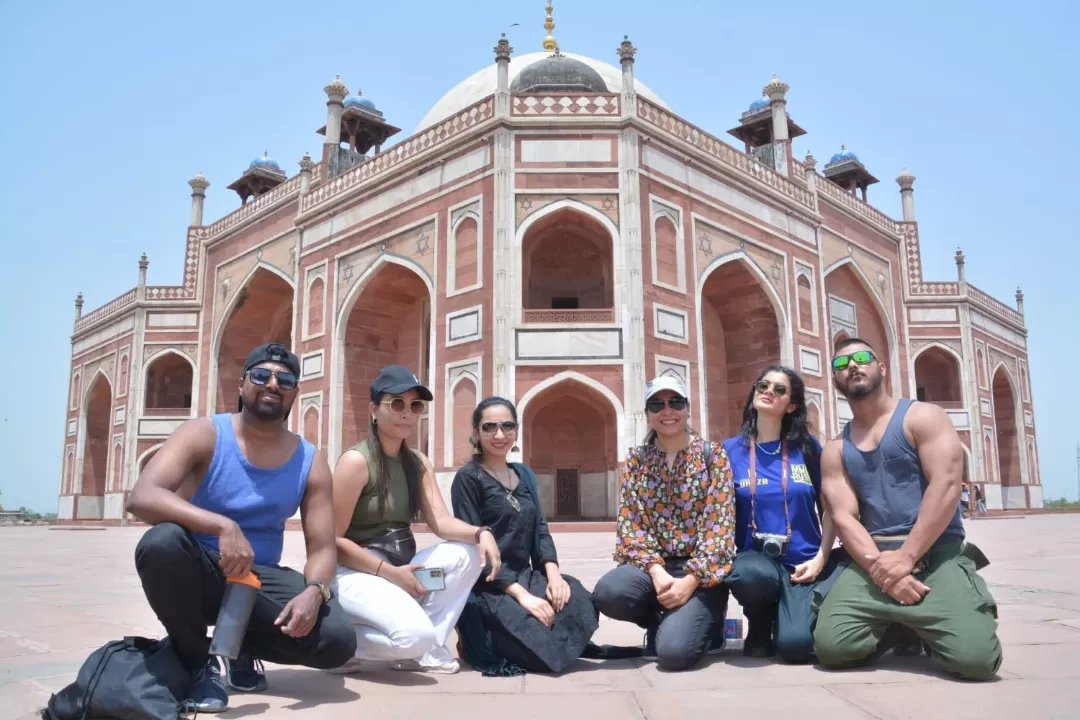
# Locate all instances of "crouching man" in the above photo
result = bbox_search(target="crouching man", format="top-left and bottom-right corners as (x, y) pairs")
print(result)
(812, 339), (1002, 681)
(126, 343), (356, 712)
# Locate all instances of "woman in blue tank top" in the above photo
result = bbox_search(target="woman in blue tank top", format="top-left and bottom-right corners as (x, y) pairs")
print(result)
(721, 365), (838, 663)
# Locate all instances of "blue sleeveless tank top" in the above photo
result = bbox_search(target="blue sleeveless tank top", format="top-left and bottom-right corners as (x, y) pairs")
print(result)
(841, 399), (965, 541)
(190, 413), (316, 566)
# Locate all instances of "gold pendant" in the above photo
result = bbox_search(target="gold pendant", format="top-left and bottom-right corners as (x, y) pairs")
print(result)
(507, 492), (521, 512)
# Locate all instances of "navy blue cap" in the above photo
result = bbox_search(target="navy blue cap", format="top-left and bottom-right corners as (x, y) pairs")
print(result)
(370, 365), (433, 402)
(244, 343), (300, 377)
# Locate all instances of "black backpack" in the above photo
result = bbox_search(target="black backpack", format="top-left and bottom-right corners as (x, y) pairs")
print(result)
(41, 636), (192, 720)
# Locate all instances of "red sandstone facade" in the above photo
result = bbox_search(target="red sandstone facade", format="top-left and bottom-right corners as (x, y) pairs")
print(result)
(58, 35), (1043, 523)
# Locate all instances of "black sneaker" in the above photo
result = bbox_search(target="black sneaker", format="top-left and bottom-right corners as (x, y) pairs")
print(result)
(643, 627), (658, 660)
(742, 614), (776, 658)
(225, 654), (268, 693)
(183, 657), (228, 713)
(707, 625), (727, 655)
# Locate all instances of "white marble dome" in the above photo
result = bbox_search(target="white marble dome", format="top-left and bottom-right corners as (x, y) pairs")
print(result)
(415, 51), (670, 133)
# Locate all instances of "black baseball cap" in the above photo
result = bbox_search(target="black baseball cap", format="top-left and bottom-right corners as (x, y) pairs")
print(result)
(370, 365), (433, 402)
(244, 342), (300, 377)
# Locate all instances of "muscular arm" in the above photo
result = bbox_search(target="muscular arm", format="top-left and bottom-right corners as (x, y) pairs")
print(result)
(819, 439), (879, 572)
(818, 509), (837, 561)
(331, 450), (387, 575)
(298, 451), (337, 585)
(125, 417), (231, 535)
(899, 402), (964, 563)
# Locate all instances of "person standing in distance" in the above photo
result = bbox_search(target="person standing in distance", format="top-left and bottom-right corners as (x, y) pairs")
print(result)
(813, 338), (1002, 681)
(127, 343), (355, 713)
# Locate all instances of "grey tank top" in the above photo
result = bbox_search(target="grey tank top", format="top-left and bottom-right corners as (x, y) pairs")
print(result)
(841, 399), (965, 540)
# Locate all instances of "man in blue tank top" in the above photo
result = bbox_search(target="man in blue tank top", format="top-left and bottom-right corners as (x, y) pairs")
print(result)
(127, 343), (356, 713)
(812, 338), (1002, 681)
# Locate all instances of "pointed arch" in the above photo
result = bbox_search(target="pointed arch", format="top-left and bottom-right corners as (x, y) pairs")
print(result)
(912, 342), (964, 407)
(823, 256), (899, 394)
(143, 348), (196, 415)
(448, 372), (479, 467)
(516, 370), (628, 456)
(695, 250), (791, 440)
(136, 443), (165, 472)
(991, 361), (1024, 488)
(329, 252), (435, 465)
(515, 198), (621, 249)
(210, 263), (296, 414)
(78, 369), (113, 512)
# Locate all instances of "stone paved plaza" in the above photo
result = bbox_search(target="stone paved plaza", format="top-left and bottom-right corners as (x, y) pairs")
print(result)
(2, 514), (1078, 719)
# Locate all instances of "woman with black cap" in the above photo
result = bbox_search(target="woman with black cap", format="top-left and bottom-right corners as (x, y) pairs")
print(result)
(329, 365), (502, 674)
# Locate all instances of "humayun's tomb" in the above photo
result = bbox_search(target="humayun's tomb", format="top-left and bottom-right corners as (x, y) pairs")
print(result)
(57, 11), (1043, 523)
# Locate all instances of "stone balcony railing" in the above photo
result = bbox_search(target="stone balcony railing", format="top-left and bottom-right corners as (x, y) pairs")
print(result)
(814, 173), (898, 236)
(521, 308), (616, 324)
(73, 288), (137, 333)
(636, 100), (815, 212)
(966, 284), (1023, 326)
(511, 93), (620, 117)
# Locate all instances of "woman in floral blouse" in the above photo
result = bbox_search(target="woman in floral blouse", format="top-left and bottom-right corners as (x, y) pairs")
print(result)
(592, 374), (737, 671)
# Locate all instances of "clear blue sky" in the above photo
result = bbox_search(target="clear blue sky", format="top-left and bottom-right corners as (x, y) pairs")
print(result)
(1, 1), (1077, 512)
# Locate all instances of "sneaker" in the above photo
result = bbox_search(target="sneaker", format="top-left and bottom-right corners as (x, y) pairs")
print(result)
(183, 657), (229, 714)
(742, 613), (775, 658)
(390, 658), (461, 674)
(707, 628), (727, 656)
(642, 627), (658, 660)
(224, 654), (267, 692)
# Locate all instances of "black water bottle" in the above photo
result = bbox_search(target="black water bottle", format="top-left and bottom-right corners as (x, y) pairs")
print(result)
(209, 571), (261, 660)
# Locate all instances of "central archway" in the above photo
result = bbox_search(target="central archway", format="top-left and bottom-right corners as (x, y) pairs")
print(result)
(337, 259), (433, 458)
(214, 266), (294, 413)
(992, 366), (1021, 489)
(824, 259), (894, 393)
(913, 344), (963, 408)
(79, 372), (113, 518)
(699, 255), (784, 442)
(144, 351), (194, 415)
(521, 377), (619, 520)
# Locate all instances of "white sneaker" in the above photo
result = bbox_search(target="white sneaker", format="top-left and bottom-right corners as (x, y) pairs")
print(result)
(389, 658), (461, 674)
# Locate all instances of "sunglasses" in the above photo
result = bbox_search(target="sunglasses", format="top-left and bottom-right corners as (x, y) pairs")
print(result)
(247, 367), (298, 391)
(754, 380), (788, 397)
(381, 397), (427, 415)
(480, 421), (518, 435)
(646, 395), (688, 413)
(832, 350), (875, 371)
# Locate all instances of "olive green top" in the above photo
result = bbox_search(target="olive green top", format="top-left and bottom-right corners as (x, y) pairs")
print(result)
(344, 438), (416, 545)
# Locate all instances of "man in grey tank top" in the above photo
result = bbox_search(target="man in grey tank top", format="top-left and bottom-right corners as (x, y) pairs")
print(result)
(812, 338), (1002, 681)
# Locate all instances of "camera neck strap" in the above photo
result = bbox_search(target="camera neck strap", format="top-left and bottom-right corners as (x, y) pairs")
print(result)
(748, 439), (791, 539)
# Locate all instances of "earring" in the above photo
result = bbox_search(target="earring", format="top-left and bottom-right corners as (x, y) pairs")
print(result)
(511, 444), (520, 453)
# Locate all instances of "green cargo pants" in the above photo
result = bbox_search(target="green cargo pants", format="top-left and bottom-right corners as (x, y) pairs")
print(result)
(812, 540), (1002, 681)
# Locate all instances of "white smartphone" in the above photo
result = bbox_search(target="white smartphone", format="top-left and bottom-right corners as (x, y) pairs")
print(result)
(413, 567), (446, 592)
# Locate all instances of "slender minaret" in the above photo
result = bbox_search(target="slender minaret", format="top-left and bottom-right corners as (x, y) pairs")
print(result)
(618, 35), (637, 118)
(764, 73), (790, 144)
(188, 172), (209, 226)
(298, 153), (315, 195)
(494, 33), (512, 116)
(138, 253), (149, 300)
(1015, 287), (1025, 316)
(323, 76), (348, 148)
(803, 152), (818, 195)
(955, 247), (966, 282)
(897, 167), (916, 221)
(74, 292), (84, 323)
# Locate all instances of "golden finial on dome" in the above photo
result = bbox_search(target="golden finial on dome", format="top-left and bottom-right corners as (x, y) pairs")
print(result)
(542, 2), (557, 52)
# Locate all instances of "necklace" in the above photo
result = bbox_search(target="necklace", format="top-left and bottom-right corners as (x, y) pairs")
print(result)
(482, 463), (521, 512)
(755, 439), (782, 456)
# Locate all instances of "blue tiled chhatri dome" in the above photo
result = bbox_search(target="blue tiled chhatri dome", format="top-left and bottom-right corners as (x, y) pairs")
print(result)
(749, 97), (769, 111)
(830, 146), (859, 164)
(344, 95), (377, 110)
(249, 152), (281, 171)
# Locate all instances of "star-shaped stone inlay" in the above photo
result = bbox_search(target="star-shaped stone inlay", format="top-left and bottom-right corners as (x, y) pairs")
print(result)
(600, 197), (615, 211)
(698, 232), (713, 256)
(341, 262), (354, 282)
(770, 261), (783, 280)
(519, 198), (533, 212)
(416, 231), (430, 256)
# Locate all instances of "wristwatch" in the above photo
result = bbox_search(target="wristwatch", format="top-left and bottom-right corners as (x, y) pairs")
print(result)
(474, 526), (493, 543)
(306, 580), (331, 604)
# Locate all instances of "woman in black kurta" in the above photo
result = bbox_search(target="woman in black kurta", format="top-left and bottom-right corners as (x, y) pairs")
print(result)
(450, 396), (599, 675)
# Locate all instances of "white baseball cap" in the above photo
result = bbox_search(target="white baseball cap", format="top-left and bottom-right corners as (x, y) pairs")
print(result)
(644, 374), (688, 403)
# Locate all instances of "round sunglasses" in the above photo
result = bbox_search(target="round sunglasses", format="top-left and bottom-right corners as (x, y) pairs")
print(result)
(380, 397), (427, 415)
(754, 380), (788, 397)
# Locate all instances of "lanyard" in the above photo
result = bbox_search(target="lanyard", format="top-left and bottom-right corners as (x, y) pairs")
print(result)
(748, 439), (791, 539)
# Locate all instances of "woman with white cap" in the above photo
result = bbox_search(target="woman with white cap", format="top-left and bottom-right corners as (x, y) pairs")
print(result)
(592, 374), (737, 671)
(329, 365), (502, 674)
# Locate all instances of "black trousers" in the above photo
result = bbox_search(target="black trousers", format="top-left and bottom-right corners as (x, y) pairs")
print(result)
(134, 522), (356, 672)
(724, 550), (838, 664)
(592, 560), (728, 672)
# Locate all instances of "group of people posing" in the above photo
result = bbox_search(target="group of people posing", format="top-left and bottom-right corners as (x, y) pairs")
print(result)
(126, 338), (1003, 714)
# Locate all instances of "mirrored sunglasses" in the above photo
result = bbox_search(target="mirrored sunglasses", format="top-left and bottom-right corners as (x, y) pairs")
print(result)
(248, 367), (298, 391)
(832, 350), (875, 371)
(646, 395), (688, 413)
(480, 421), (518, 435)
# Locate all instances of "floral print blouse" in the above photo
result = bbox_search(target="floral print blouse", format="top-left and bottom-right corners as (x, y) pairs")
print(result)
(613, 435), (737, 587)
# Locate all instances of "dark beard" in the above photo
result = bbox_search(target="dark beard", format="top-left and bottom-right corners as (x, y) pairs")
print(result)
(242, 394), (287, 422)
(841, 372), (882, 399)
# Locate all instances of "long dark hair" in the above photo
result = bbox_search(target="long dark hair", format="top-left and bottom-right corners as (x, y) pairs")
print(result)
(368, 397), (423, 520)
(470, 396), (518, 460)
(737, 365), (817, 463)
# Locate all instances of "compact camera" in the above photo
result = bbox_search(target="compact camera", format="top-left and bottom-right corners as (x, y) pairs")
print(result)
(753, 533), (790, 559)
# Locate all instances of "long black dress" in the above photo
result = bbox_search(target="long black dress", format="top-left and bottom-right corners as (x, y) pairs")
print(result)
(450, 460), (599, 675)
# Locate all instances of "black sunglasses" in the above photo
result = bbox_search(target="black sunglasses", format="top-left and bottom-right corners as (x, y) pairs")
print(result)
(646, 395), (688, 413)
(248, 367), (298, 391)
(480, 421), (518, 435)
(754, 380), (788, 397)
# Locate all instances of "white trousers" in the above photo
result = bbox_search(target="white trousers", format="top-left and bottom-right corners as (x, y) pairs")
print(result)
(332, 541), (482, 667)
